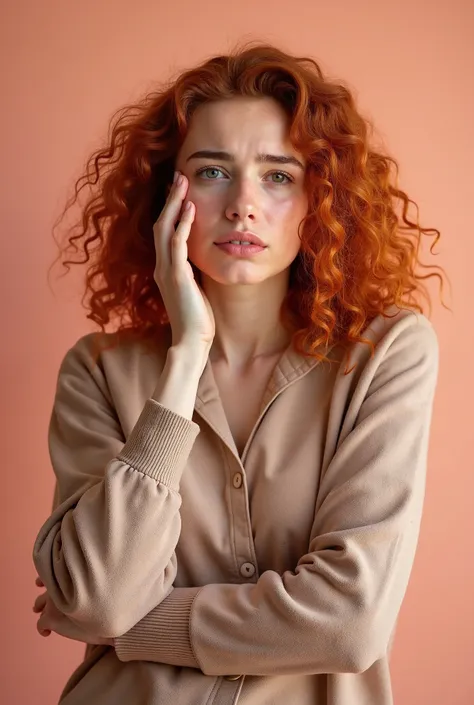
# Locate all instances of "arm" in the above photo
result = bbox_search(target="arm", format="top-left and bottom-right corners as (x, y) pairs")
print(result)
(113, 318), (439, 675)
(33, 335), (204, 638)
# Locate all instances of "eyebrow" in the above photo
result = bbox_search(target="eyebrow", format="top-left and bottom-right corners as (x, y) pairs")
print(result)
(186, 150), (305, 171)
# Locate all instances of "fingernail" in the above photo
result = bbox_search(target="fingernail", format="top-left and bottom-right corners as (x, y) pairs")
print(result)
(177, 174), (184, 186)
(173, 171), (179, 183)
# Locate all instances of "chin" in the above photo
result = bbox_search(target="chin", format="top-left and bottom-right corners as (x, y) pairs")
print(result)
(201, 266), (269, 286)
(189, 247), (296, 287)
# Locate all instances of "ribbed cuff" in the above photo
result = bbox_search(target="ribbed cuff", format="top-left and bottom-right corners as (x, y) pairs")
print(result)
(114, 587), (202, 667)
(117, 399), (200, 490)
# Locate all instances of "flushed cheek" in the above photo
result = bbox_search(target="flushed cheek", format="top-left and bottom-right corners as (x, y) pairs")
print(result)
(265, 195), (306, 228)
(187, 190), (222, 229)
(186, 196), (222, 257)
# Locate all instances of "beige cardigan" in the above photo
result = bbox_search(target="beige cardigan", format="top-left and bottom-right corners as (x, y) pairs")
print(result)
(33, 306), (439, 705)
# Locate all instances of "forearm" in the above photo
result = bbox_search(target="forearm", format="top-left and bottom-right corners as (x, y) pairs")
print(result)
(152, 343), (209, 420)
(33, 342), (205, 638)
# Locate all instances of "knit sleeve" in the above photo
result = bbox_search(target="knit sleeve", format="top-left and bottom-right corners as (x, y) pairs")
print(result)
(32, 335), (200, 638)
(114, 317), (439, 676)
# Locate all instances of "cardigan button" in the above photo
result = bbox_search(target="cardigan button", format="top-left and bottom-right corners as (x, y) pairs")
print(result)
(224, 674), (243, 681)
(240, 562), (255, 578)
(232, 472), (243, 489)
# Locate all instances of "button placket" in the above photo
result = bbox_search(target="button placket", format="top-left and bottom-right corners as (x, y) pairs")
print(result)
(226, 452), (259, 586)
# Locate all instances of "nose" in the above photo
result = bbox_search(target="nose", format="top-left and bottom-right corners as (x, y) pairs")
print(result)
(224, 179), (258, 223)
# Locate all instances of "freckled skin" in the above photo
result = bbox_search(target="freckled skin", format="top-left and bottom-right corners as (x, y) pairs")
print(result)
(175, 96), (308, 287)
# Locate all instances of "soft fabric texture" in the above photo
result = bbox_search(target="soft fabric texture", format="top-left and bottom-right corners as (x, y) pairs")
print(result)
(33, 306), (439, 705)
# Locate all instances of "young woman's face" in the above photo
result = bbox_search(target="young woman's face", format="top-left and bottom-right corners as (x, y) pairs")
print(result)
(175, 96), (308, 286)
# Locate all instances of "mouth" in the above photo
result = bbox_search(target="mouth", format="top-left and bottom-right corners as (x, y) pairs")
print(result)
(214, 232), (267, 248)
(214, 241), (267, 257)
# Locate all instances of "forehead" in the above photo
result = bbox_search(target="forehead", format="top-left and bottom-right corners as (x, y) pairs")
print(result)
(181, 97), (296, 153)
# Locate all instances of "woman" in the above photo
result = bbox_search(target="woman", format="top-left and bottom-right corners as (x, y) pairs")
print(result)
(32, 42), (446, 705)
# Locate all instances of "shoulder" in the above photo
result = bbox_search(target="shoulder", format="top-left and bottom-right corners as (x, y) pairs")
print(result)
(351, 307), (439, 401)
(341, 306), (439, 373)
(364, 306), (438, 352)
(329, 308), (440, 438)
(53, 328), (172, 409)
(363, 307), (439, 380)
(331, 307), (439, 407)
(60, 327), (172, 376)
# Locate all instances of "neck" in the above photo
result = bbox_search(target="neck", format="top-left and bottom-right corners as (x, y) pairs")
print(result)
(201, 270), (293, 369)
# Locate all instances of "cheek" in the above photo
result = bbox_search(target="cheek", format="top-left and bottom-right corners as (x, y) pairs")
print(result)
(190, 198), (221, 247)
(186, 190), (221, 257)
(187, 187), (219, 223)
(266, 194), (308, 232)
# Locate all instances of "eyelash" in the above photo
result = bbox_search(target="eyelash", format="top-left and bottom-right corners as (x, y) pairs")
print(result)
(195, 166), (295, 184)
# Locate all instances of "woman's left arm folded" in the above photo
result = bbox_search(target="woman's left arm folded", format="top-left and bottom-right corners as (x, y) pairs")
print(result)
(113, 320), (439, 677)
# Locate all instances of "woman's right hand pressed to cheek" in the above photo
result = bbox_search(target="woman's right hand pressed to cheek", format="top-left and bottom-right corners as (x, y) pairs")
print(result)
(153, 171), (215, 352)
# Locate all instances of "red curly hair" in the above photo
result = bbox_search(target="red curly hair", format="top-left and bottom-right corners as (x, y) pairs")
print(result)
(49, 41), (448, 368)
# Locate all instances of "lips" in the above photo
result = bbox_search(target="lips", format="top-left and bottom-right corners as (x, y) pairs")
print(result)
(214, 232), (267, 247)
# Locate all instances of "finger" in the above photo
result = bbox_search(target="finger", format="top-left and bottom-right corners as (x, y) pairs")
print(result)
(37, 613), (51, 637)
(162, 173), (177, 209)
(171, 201), (195, 272)
(167, 170), (179, 196)
(157, 172), (186, 225)
(155, 174), (189, 259)
(35, 576), (44, 588)
(33, 593), (48, 612)
(165, 174), (188, 222)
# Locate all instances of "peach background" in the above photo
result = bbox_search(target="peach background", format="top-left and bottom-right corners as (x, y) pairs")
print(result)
(1, 1), (473, 703)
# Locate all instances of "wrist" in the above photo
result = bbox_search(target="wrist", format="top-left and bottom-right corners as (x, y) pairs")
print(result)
(151, 343), (208, 420)
(169, 342), (210, 374)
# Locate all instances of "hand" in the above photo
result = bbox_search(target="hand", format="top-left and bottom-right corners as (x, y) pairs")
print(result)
(153, 171), (215, 351)
(33, 577), (113, 646)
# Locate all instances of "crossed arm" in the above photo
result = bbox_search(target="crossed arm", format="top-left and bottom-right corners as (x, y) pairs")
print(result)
(33, 319), (439, 676)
